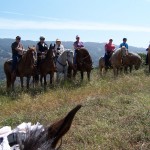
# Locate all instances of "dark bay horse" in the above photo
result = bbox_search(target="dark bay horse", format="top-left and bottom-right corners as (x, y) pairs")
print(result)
(110, 46), (128, 76)
(9, 105), (82, 150)
(73, 48), (93, 80)
(4, 47), (36, 90)
(37, 44), (56, 87)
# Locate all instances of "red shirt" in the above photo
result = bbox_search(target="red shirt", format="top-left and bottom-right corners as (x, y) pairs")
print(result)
(105, 43), (115, 53)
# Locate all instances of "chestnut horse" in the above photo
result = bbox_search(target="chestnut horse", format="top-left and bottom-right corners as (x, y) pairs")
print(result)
(123, 52), (142, 73)
(110, 46), (128, 76)
(8, 105), (82, 150)
(4, 47), (36, 90)
(73, 48), (93, 81)
(37, 44), (56, 87)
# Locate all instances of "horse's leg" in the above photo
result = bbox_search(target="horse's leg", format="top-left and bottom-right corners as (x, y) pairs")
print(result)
(81, 71), (84, 80)
(113, 67), (116, 77)
(40, 75), (43, 86)
(26, 76), (30, 89)
(56, 72), (59, 83)
(44, 75), (47, 87)
(6, 74), (11, 90)
(20, 76), (24, 89)
(87, 71), (91, 81)
(130, 65), (132, 73)
(64, 67), (68, 80)
(99, 66), (102, 76)
(73, 70), (77, 80)
(116, 68), (119, 76)
(50, 72), (54, 85)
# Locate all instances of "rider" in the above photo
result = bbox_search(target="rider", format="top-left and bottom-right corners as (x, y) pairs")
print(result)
(119, 38), (128, 50)
(36, 36), (48, 68)
(11, 36), (24, 74)
(54, 38), (65, 63)
(105, 39), (115, 67)
(119, 38), (129, 64)
(73, 35), (84, 68)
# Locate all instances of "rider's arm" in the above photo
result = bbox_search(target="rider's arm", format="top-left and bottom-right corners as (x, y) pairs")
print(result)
(36, 44), (41, 54)
(105, 44), (108, 53)
(60, 45), (65, 53)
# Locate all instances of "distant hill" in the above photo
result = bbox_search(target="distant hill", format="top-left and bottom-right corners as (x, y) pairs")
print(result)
(0, 38), (146, 80)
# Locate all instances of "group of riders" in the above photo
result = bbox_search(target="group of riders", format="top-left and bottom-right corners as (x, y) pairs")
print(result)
(104, 38), (128, 68)
(11, 35), (149, 75)
(11, 35), (85, 75)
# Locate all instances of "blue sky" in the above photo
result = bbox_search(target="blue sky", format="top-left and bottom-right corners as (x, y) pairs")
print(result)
(0, 0), (150, 48)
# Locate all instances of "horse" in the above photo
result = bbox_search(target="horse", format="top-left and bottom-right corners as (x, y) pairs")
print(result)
(73, 48), (93, 81)
(99, 51), (114, 76)
(5, 105), (82, 150)
(4, 47), (36, 90)
(56, 49), (74, 82)
(110, 46), (128, 76)
(147, 48), (150, 72)
(37, 44), (56, 87)
(123, 52), (142, 73)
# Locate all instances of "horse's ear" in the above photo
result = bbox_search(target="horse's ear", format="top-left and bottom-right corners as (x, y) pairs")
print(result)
(28, 46), (30, 49)
(47, 104), (82, 148)
(50, 43), (52, 48)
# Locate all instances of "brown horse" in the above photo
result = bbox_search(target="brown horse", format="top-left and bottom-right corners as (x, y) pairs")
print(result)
(147, 48), (150, 72)
(37, 44), (56, 87)
(73, 48), (93, 80)
(15, 105), (82, 150)
(123, 52), (142, 73)
(4, 47), (36, 90)
(110, 46), (128, 76)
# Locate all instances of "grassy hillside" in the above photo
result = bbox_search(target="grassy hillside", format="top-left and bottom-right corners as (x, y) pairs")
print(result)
(0, 68), (150, 149)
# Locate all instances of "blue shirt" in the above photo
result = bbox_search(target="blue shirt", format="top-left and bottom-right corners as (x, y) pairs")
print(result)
(119, 42), (128, 49)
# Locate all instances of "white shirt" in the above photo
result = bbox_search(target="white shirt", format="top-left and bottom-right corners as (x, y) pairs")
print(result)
(54, 44), (64, 56)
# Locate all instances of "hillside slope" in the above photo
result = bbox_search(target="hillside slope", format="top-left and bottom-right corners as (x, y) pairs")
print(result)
(0, 68), (150, 149)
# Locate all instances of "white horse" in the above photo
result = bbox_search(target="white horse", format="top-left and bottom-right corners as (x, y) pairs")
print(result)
(56, 49), (73, 82)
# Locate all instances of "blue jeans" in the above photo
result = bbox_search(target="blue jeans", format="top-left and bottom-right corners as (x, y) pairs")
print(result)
(73, 50), (77, 65)
(12, 54), (22, 72)
(104, 52), (112, 67)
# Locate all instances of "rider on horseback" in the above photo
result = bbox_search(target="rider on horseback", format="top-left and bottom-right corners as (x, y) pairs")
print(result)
(54, 38), (65, 63)
(36, 36), (48, 69)
(11, 36), (24, 74)
(73, 35), (84, 69)
(105, 39), (115, 68)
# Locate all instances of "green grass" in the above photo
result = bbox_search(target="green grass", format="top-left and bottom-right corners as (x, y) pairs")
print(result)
(0, 68), (150, 149)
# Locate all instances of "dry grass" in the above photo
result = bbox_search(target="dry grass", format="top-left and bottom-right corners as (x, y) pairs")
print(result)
(0, 68), (150, 149)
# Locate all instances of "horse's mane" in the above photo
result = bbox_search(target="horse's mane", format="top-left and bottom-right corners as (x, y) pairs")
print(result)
(18, 127), (52, 150)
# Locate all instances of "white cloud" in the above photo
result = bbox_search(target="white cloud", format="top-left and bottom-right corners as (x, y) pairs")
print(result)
(0, 17), (150, 32)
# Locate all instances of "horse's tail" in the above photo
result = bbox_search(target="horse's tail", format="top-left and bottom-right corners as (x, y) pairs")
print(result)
(4, 61), (12, 89)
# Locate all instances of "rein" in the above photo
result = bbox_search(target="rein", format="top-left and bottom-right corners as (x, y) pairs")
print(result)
(57, 59), (67, 67)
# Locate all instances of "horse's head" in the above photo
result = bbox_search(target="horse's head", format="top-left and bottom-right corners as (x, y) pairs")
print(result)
(22, 46), (36, 62)
(18, 105), (82, 150)
(66, 50), (74, 67)
(46, 43), (55, 58)
(135, 57), (142, 70)
(120, 46), (128, 57)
